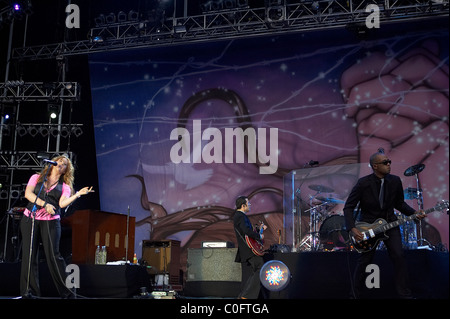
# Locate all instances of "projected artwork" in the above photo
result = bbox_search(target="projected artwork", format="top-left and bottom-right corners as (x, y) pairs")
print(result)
(89, 26), (449, 262)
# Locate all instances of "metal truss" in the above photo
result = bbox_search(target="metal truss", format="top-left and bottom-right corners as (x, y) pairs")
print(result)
(0, 150), (75, 201)
(0, 81), (81, 102)
(2, 123), (83, 138)
(11, 0), (449, 61)
(0, 150), (75, 170)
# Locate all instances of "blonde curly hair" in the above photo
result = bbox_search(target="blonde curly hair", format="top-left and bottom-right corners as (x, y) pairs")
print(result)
(37, 154), (75, 194)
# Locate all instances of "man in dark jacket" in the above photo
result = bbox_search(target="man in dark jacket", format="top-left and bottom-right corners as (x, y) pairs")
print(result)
(233, 195), (266, 299)
(343, 149), (425, 298)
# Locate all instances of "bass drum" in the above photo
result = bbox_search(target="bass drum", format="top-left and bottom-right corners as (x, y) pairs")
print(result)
(319, 215), (349, 251)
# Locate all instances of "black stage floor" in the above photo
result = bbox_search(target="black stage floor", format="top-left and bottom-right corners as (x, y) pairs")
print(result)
(0, 250), (448, 300)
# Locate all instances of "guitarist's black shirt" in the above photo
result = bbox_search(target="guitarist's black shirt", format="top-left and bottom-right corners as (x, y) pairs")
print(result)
(343, 173), (416, 231)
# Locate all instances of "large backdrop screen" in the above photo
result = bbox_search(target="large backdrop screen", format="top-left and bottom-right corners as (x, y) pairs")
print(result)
(89, 25), (449, 261)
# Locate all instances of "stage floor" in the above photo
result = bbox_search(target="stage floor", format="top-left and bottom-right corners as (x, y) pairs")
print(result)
(0, 250), (448, 300)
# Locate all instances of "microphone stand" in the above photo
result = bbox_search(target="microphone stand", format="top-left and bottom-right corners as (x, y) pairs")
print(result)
(125, 206), (130, 262)
(24, 164), (52, 298)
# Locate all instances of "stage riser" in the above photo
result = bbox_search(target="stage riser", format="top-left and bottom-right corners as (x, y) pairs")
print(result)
(0, 250), (447, 299)
(0, 263), (150, 298)
(186, 250), (448, 299)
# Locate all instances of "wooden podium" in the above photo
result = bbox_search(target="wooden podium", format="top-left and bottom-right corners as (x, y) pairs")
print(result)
(65, 209), (135, 264)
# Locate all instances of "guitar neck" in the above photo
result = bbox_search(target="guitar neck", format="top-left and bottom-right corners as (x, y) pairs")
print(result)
(379, 206), (436, 234)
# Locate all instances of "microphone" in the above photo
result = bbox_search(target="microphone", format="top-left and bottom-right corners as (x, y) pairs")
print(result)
(307, 160), (319, 166)
(43, 159), (57, 166)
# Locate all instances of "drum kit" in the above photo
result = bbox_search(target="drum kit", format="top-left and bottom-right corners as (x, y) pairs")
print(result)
(403, 163), (430, 248)
(297, 184), (348, 252)
(296, 162), (429, 252)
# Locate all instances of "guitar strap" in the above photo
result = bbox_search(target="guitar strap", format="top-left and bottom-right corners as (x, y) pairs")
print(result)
(353, 201), (361, 223)
(234, 227), (247, 243)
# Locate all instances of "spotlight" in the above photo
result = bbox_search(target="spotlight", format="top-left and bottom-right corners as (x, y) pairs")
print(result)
(92, 36), (104, 43)
(13, 3), (21, 11)
(94, 14), (105, 26)
(50, 126), (59, 137)
(259, 260), (291, 292)
(311, 1), (320, 11)
(117, 11), (127, 22)
(39, 125), (49, 137)
(27, 125), (38, 137)
(48, 103), (59, 119)
(60, 125), (71, 138)
(71, 126), (83, 137)
(0, 190), (8, 200)
(11, 189), (21, 199)
(105, 12), (116, 24)
(16, 125), (27, 137)
(128, 10), (139, 21)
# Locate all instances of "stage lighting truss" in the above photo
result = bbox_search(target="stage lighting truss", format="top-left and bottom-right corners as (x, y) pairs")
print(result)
(0, 183), (26, 201)
(11, 0), (449, 60)
(0, 82), (80, 102)
(3, 123), (83, 138)
(0, 150), (75, 170)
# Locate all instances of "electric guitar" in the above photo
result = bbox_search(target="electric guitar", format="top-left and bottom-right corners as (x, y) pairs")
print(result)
(245, 221), (266, 256)
(350, 200), (449, 253)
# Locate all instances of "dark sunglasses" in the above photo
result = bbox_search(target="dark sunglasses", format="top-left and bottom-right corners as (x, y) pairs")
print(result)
(375, 159), (392, 165)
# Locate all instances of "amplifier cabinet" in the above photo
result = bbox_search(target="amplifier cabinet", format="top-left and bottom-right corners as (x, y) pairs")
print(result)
(142, 240), (181, 285)
(186, 248), (241, 282)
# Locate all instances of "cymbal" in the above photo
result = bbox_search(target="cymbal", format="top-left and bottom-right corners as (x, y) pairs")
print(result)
(316, 196), (345, 204)
(308, 184), (334, 193)
(404, 164), (425, 176)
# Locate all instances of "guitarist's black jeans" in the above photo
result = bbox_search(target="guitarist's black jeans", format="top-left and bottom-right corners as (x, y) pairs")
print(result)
(352, 227), (412, 299)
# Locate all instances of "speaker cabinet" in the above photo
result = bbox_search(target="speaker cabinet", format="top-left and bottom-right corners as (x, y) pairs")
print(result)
(142, 240), (180, 285)
(184, 248), (242, 297)
(186, 248), (241, 282)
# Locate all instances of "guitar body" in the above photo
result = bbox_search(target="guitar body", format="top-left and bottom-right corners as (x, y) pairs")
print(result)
(350, 201), (449, 253)
(245, 235), (265, 256)
(350, 219), (389, 253)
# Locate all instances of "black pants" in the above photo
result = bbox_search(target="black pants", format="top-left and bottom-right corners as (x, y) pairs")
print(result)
(239, 255), (264, 299)
(20, 216), (72, 298)
(351, 227), (412, 298)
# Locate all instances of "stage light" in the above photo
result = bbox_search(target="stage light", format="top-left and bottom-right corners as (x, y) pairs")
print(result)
(92, 36), (104, 43)
(39, 125), (49, 137)
(0, 190), (8, 200)
(48, 103), (59, 119)
(71, 126), (83, 137)
(50, 126), (59, 137)
(117, 11), (127, 22)
(259, 260), (291, 292)
(13, 3), (21, 11)
(16, 125), (27, 137)
(27, 125), (38, 137)
(60, 125), (71, 138)
(128, 10), (139, 21)
(94, 14), (105, 26)
(311, 1), (320, 11)
(105, 12), (116, 24)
